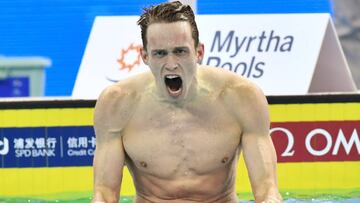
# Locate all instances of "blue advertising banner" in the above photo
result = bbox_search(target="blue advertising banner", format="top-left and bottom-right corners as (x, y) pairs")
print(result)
(0, 126), (95, 168)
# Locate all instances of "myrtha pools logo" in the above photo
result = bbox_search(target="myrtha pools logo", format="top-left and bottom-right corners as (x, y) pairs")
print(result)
(0, 137), (9, 155)
(106, 43), (142, 83)
(117, 43), (142, 72)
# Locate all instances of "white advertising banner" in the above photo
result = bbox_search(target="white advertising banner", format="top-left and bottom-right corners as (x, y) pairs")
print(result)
(72, 14), (356, 99)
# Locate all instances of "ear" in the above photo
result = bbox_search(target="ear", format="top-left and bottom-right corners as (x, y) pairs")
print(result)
(140, 46), (149, 65)
(196, 43), (205, 64)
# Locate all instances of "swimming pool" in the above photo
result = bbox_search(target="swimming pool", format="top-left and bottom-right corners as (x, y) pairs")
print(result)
(1, 190), (360, 203)
(0, 195), (359, 203)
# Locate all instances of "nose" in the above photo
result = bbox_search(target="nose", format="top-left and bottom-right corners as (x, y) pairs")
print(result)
(164, 55), (178, 71)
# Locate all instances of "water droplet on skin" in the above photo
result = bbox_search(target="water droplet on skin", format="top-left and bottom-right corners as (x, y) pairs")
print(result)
(171, 111), (176, 123)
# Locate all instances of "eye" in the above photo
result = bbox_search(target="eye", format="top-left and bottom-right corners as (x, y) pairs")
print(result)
(152, 50), (167, 58)
(173, 48), (188, 56)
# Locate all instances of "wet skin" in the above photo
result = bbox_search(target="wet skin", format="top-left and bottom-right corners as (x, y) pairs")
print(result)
(92, 21), (281, 203)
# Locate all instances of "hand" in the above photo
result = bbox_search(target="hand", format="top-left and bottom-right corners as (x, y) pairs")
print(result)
(261, 197), (282, 203)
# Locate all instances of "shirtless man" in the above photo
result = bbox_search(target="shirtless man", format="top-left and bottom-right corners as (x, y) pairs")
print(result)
(92, 1), (282, 203)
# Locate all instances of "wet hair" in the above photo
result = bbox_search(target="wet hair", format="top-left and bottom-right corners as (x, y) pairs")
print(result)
(137, 1), (199, 51)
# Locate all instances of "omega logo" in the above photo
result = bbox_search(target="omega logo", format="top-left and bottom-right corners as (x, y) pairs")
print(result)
(270, 127), (360, 157)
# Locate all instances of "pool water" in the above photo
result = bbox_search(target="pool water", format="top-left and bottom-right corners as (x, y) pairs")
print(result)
(0, 197), (359, 203)
(240, 198), (360, 203)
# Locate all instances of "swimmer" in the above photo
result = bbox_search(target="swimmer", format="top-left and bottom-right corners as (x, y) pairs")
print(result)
(92, 1), (282, 203)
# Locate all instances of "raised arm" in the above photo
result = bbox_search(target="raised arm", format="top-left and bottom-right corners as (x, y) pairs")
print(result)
(236, 83), (282, 203)
(92, 86), (133, 203)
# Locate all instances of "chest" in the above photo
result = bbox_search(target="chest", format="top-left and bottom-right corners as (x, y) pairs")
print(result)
(122, 99), (242, 176)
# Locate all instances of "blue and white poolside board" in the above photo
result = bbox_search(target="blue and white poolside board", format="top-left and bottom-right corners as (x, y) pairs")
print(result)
(73, 13), (356, 98)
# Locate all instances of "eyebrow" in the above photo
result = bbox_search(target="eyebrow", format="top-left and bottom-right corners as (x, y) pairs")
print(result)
(151, 46), (189, 51)
(150, 46), (190, 54)
(173, 46), (189, 50)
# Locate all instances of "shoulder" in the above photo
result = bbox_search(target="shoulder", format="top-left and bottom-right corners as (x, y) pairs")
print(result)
(94, 72), (153, 127)
(202, 64), (266, 105)
(96, 72), (152, 104)
(228, 75), (267, 105)
(202, 66), (269, 130)
(198, 65), (239, 94)
(232, 80), (269, 133)
(199, 65), (264, 100)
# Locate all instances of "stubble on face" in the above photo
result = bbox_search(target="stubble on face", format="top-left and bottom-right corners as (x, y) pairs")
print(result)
(143, 21), (202, 102)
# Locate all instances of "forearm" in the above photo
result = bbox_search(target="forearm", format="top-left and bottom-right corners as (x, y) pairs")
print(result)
(92, 136), (124, 203)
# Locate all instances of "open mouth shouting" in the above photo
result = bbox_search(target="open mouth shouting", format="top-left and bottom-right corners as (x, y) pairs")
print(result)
(164, 74), (183, 97)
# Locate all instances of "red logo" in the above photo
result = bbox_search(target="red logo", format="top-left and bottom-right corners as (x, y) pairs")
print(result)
(117, 43), (142, 72)
(270, 121), (360, 162)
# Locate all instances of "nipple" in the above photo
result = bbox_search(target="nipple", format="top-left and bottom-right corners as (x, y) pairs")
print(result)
(222, 157), (229, 164)
(140, 161), (147, 168)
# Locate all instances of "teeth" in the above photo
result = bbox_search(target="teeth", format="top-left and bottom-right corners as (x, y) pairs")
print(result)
(165, 75), (180, 79)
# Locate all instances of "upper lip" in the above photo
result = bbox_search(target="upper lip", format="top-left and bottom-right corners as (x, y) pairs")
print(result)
(164, 74), (181, 78)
